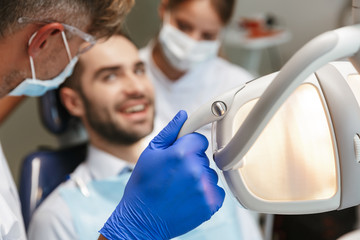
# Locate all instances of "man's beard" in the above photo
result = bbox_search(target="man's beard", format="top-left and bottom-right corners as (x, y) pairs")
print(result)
(82, 95), (153, 146)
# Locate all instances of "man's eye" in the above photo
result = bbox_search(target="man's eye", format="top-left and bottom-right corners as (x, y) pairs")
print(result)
(103, 73), (117, 82)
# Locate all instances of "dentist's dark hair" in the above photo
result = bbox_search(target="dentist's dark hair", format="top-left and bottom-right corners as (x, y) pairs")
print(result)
(0, 0), (134, 39)
(166, 0), (235, 25)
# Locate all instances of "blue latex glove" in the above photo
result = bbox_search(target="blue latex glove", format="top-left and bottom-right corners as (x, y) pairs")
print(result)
(99, 110), (225, 240)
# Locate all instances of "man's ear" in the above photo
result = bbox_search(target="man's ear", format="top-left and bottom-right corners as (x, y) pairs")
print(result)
(27, 23), (65, 58)
(158, 0), (169, 20)
(59, 87), (85, 118)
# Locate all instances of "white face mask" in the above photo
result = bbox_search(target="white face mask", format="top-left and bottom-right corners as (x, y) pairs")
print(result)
(158, 19), (220, 71)
(8, 31), (78, 97)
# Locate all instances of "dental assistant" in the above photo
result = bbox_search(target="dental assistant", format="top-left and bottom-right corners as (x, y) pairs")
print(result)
(140, 0), (263, 239)
(140, 0), (254, 138)
(0, 1), (226, 239)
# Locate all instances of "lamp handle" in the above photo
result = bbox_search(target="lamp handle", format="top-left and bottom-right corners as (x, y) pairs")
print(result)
(177, 86), (244, 139)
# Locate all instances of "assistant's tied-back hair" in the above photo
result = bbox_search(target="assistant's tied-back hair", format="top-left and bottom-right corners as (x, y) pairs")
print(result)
(167, 0), (235, 25)
(0, 0), (134, 39)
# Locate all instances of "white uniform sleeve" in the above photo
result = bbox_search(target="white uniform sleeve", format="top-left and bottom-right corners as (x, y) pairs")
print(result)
(0, 143), (27, 240)
(0, 196), (26, 240)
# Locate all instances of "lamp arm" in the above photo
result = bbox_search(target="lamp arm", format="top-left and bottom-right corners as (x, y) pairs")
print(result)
(177, 85), (245, 139)
(216, 24), (360, 171)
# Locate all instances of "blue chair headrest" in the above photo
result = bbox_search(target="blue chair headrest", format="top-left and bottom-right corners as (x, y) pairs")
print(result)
(39, 89), (74, 135)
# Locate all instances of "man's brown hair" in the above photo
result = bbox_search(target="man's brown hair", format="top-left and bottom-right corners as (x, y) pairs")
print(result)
(0, 0), (134, 38)
(61, 32), (132, 92)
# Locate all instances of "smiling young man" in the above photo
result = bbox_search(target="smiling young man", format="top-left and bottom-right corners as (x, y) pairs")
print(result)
(27, 34), (155, 240)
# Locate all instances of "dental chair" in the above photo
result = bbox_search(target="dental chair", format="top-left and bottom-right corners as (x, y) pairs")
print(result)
(19, 89), (88, 230)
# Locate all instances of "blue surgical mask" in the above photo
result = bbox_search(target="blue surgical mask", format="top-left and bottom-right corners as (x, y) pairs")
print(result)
(8, 31), (78, 97)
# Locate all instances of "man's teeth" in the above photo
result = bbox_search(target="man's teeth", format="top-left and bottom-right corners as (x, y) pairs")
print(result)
(124, 104), (145, 113)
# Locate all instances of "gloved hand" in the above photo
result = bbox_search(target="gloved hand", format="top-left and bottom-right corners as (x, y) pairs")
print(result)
(99, 110), (225, 240)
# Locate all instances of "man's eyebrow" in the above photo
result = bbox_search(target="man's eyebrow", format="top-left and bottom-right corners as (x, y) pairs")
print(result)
(94, 66), (122, 79)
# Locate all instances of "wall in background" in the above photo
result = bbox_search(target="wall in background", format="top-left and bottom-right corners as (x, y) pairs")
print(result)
(0, 98), (58, 186)
(124, 0), (161, 48)
(0, 0), (351, 185)
(224, 0), (350, 76)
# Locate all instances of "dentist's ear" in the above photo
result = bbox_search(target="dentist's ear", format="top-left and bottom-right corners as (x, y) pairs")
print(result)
(27, 23), (65, 58)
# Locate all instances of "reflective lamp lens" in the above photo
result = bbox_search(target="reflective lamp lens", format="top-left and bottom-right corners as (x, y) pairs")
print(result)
(232, 84), (337, 201)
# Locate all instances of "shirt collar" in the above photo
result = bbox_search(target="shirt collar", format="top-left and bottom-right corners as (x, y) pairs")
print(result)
(86, 145), (134, 180)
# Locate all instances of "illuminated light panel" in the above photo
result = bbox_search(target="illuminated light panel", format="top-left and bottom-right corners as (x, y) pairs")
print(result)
(232, 84), (337, 201)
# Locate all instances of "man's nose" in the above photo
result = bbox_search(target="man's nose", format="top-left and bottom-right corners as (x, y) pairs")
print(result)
(123, 73), (146, 95)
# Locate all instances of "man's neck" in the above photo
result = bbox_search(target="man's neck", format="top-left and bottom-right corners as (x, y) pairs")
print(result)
(90, 138), (145, 164)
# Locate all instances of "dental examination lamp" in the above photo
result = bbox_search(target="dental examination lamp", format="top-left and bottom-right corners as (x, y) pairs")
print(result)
(178, 0), (360, 215)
